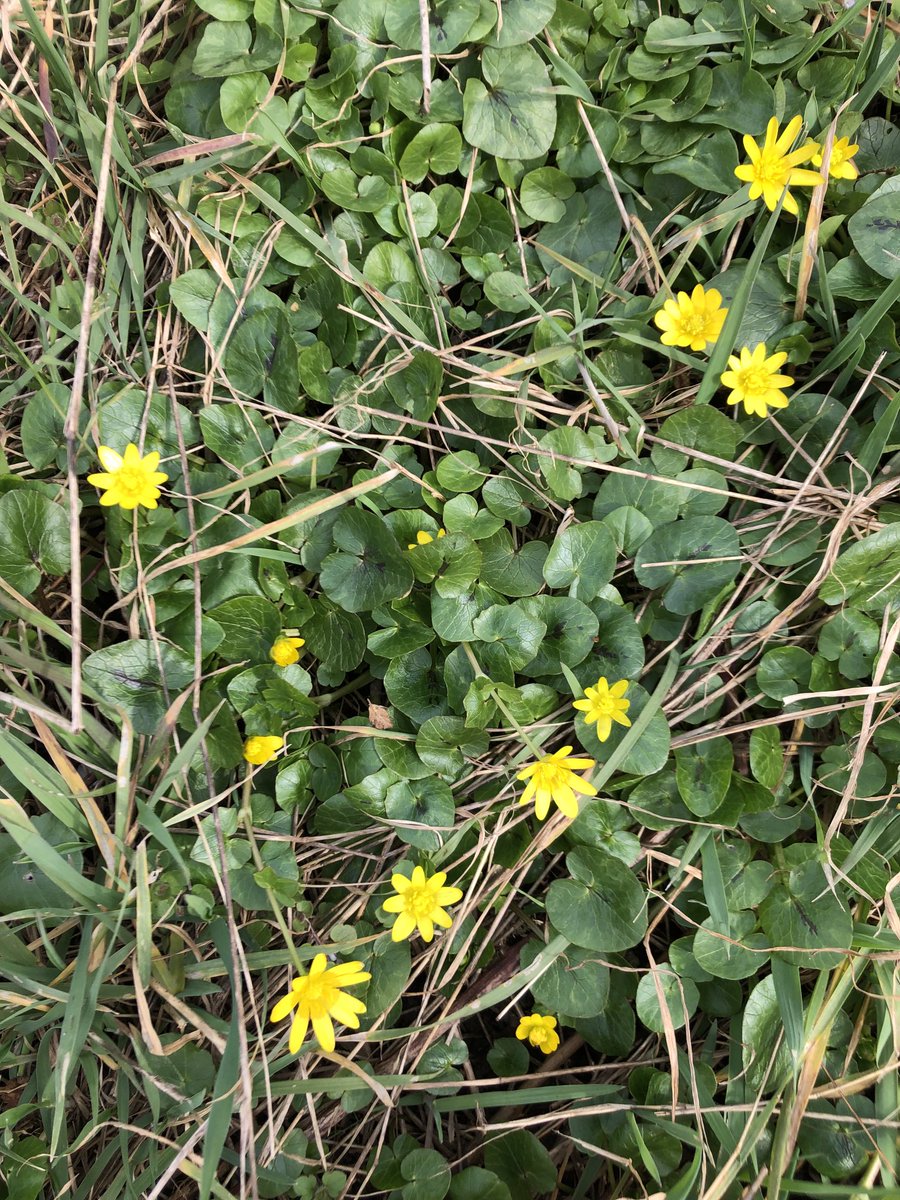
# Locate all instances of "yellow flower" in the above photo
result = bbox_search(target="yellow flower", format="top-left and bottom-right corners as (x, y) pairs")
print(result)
(573, 677), (632, 742)
(243, 735), (284, 765)
(382, 865), (463, 943)
(516, 1013), (560, 1055)
(720, 344), (794, 419)
(270, 952), (371, 1053)
(86, 443), (169, 510)
(407, 529), (446, 549)
(270, 636), (305, 667)
(734, 116), (823, 216)
(516, 746), (597, 821)
(807, 135), (860, 181)
(653, 284), (728, 352)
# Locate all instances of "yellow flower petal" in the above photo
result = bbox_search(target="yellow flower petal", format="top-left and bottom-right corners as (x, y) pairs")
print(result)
(719, 343), (793, 418)
(391, 910), (418, 942)
(88, 443), (169, 511)
(385, 865), (462, 943)
(270, 993), (297, 1023)
(312, 1013), (336, 1052)
(97, 445), (123, 472)
(649, 284), (728, 352)
(774, 114), (803, 155)
(742, 134), (761, 162)
(289, 1009), (309, 1053)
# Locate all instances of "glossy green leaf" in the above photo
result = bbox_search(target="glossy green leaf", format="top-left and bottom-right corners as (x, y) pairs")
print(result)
(463, 45), (557, 160)
(547, 846), (647, 952)
(0, 490), (70, 595)
(83, 640), (195, 735)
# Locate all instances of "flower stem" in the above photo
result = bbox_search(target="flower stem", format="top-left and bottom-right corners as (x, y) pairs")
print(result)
(461, 642), (546, 759)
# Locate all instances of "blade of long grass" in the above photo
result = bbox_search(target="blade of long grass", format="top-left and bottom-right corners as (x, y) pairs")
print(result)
(697, 198), (786, 406)
(0, 796), (118, 908)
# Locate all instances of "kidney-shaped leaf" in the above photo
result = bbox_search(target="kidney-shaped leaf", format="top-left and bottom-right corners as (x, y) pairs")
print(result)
(319, 508), (414, 611)
(848, 180), (900, 280)
(542, 521), (617, 598)
(0, 489), (70, 595)
(759, 860), (852, 969)
(385, 0), (480, 50)
(819, 524), (900, 614)
(463, 45), (557, 160)
(547, 846), (647, 952)
(83, 639), (195, 734)
(634, 516), (741, 615)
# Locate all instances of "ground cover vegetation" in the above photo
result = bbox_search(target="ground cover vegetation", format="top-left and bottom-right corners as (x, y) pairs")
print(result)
(1, 0), (900, 1195)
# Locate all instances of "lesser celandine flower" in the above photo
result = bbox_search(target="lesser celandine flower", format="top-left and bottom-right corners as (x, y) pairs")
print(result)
(270, 636), (305, 667)
(407, 529), (446, 549)
(807, 135), (860, 181)
(517, 747), (597, 821)
(243, 735), (284, 765)
(270, 953), (371, 1053)
(734, 116), (822, 216)
(573, 677), (632, 743)
(383, 865), (462, 942)
(653, 284), (728, 352)
(720, 344), (794, 419)
(516, 1013), (560, 1055)
(87, 443), (169, 510)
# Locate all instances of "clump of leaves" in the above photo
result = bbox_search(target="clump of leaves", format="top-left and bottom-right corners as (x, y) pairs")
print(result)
(0, 0), (899, 1196)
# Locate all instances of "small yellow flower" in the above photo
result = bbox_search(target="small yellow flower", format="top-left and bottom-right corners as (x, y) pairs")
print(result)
(382, 865), (463, 943)
(734, 115), (823, 216)
(243, 735), (284, 765)
(516, 746), (597, 822)
(86, 443), (169, 510)
(720, 344), (794, 419)
(653, 284), (728, 353)
(270, 952), (371, 1053)
(270, 636), (305, 667)
(407, 529), (446, 550)
(516, 1013), (560, 1055)
(807, 135), (860, 181)
(573, 677), (632, 743)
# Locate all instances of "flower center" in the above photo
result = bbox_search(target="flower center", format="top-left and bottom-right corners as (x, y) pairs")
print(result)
(294, 975), (337, 1018)
(404, 883), (437, 919)
(536, 763), (568, 791)
(680, 312), (709, 338)
(116, 465), (150, 502)
(737, 366), (772, 397)
(753, 150), (788, 188)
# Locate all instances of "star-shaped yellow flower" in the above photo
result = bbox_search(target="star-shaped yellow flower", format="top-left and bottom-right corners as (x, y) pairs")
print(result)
(807, 135), (860, 181)
(382, 865), (463, 943)
(573, 677), (632, 742)
(270, 636), (305, 667)
(407, 529), (446, 550)
(734, 116), (823, 216)
(653, 284), (728, 353)
(516, 746), (597, 821)
(516, 1013), (560, 1055)
(720, 344), (794, 419)
(86, 443), (169, 510)
(243, 735), (284, 765)
(270, 953), (371, 1053)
